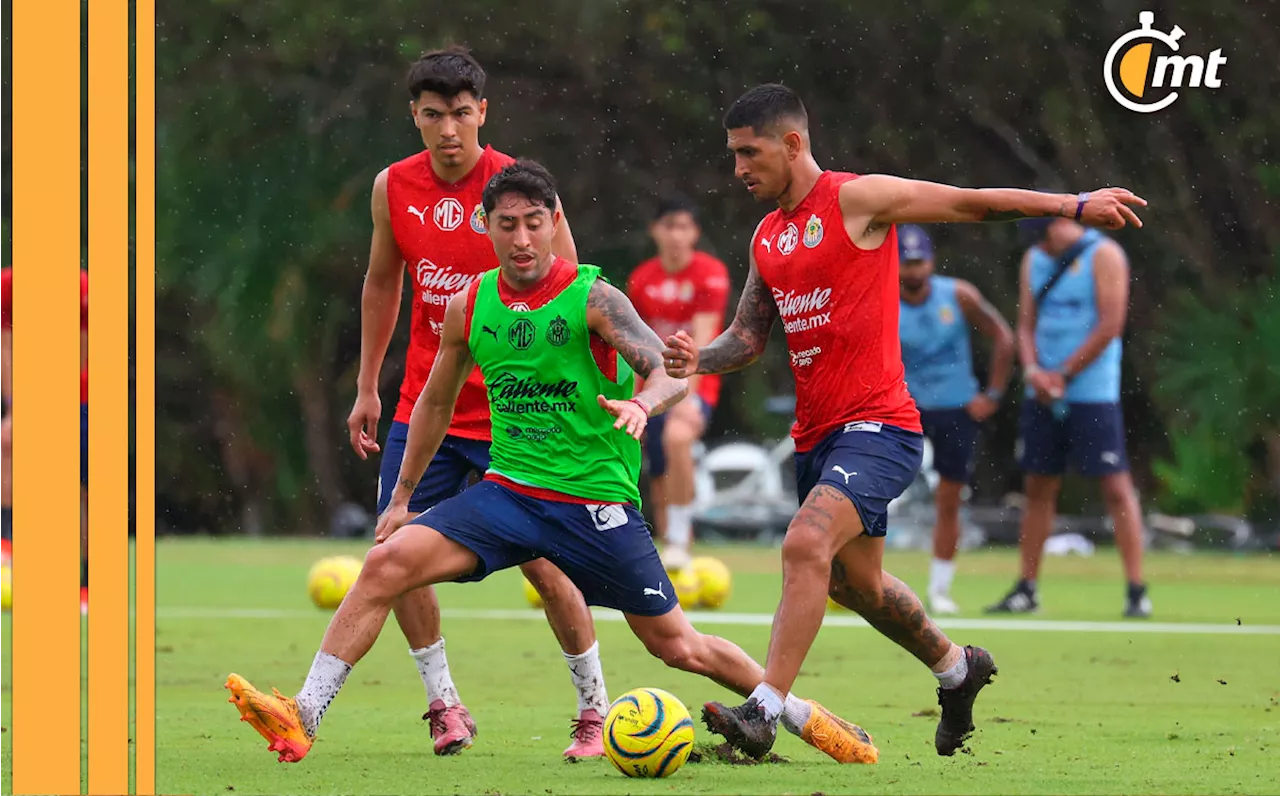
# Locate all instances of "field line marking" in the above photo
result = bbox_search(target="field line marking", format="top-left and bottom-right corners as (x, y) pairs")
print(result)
(155, 606), (1280, 635)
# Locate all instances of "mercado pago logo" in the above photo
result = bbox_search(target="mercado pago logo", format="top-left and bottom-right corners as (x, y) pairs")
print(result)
(1104, 11), (1226, 113)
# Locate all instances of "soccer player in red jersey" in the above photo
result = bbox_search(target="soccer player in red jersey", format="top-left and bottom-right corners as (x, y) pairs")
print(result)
(340, 47), (608, 758)
(79, 268), (89, 613)
(664, 84), (1146, 759)
(0, 268), (88, 611)
(1, 267), (11, 566)
(626, 196), (729, 568)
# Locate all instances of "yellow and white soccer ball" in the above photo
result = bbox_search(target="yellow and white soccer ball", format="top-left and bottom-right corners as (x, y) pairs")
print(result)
(522, 575), (543, 609)
(604, 687), (695, 778)
(670, 567), (701, 610)
(1, 564), (11, 612)
(691, 556), (731, 609)
(307, 555), (362, 610)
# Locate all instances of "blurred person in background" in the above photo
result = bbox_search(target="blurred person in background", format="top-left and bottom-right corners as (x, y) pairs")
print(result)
(898, 225), (1014, 615)
(341, 46), (609, 758)
(626, 196), (730, 570)
(986, 217), (1150, 618)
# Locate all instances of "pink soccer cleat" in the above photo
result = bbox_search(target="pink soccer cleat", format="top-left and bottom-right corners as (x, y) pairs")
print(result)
(563, 708), (605, 758)
(425, 699), (477, 756)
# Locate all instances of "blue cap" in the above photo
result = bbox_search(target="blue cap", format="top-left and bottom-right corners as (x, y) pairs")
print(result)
(1017, 217), (1054, 245)
(898, 225), (933, 261)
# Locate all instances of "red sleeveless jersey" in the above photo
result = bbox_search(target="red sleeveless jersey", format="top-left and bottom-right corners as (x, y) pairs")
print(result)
(752, 170), (921, 452)
(386, 145), (513, 438)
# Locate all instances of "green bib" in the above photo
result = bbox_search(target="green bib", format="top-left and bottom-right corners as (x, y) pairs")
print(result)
(469, 264), (641, 506)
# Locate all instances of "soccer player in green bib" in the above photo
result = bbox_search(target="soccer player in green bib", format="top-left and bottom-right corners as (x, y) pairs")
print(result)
(226, 160), (878, 766)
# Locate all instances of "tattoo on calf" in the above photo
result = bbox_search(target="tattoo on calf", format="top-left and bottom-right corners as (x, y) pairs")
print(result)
(839, 572), (951, 665)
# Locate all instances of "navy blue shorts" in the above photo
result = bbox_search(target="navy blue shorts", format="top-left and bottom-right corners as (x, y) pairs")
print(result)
(81, 403), (89, 486)
(377, 422), (491, 514)
(644, 396), (713, 477)
(418, 480), (679, 616)
(1017, 401), (1129, 477)
(794, 422), (924, 538)
(919, 408), (978, 483)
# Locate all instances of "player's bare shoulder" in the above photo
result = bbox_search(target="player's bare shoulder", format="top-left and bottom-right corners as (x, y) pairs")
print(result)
(838, 174), (898, 247)
(371, 167), (392, 216)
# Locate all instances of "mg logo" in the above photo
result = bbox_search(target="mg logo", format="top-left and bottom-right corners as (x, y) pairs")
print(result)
(433, 197), (465, 231)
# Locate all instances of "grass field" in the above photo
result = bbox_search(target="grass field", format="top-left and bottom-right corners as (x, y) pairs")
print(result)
(4, 538), (1279, 795)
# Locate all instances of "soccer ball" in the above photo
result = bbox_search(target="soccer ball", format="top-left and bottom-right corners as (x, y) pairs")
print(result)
(604, 687), (695, 778)
(691, 556), (731, 609)
(670, 567), (701, 609)
(307, 555), (362, 610)
(1, 564), (11, 612)
(522, 575), (543, 609)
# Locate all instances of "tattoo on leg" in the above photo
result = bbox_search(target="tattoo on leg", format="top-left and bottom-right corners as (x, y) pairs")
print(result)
(840, 572), (952, 665)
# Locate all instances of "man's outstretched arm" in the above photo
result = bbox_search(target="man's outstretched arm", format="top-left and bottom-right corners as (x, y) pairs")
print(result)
(840, 176), (1147, 231)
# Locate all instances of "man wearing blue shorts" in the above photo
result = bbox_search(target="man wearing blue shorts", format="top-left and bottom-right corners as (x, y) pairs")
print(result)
(664, 84), (1145, 759)
(898, 225), (1014, 614)
(986, 217), (1150, 618)
(340, 49), (610, 756)
(226, 161), (875, 766)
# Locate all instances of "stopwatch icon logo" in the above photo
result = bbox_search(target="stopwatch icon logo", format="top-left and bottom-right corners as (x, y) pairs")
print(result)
(1103, 11), (1226, 113)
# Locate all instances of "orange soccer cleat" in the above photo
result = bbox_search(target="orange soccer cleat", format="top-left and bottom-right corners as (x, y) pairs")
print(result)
(226, 673), (314, 763)
(798, 700), (879, 764)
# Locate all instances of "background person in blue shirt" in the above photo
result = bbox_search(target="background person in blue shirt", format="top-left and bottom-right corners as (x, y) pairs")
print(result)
(898, 225), (1014, 615)
(987, 217), (1150, 618)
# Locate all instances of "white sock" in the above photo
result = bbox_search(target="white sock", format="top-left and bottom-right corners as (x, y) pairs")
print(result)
(932, 644), (969, 690)
(295, 651), (352, 736)
(930, 558), (956, 596)
(666, 503), (694, 551)
(563, 641), (610, 715)
(779, 693), (813, 736)
(748, 682), (785, 724)
(410, 638), (461, 708)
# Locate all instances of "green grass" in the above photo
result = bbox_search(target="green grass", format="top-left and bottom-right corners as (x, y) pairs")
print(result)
(4, 540), (1279, 795)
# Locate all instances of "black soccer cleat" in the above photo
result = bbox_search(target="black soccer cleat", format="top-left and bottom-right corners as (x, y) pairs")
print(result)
(702, 697), (777, 760)
(984, 582), (1039, 614)
(1123, 583), (1152, 619)
(935, 646), (998, 756)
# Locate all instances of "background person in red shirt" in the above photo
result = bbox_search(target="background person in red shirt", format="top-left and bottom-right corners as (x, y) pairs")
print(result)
(626, 197), (729, 569)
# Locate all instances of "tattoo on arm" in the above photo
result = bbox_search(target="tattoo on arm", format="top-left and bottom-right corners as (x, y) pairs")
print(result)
(699, 267), (778, 374)
(979, 198), (1070, 223)
(587, 279), (663, 377)
(399, 477), (418, 492)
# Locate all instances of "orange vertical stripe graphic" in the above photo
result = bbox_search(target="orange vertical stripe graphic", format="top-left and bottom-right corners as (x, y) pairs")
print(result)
(88, 0), (132, 793)
(11, 0), (84, 793)
(135, 0), (158, 791)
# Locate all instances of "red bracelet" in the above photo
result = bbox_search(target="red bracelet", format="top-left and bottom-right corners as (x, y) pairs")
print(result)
(629, 397), (651, 416)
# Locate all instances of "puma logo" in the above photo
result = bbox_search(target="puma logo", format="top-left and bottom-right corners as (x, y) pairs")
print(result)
(643, 583), (667, 600)
(761, 236), (773, 252)
(482, 324), (500, 341)
(831, 465), (857, 484)
(407, 205), (427, 224)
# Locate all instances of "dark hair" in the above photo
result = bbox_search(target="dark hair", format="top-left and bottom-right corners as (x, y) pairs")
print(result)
(407, 45), (486, 101)
(723, 83), (808, 134)
(482, 160), (558, 215)
(653, 194), (700, 224)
